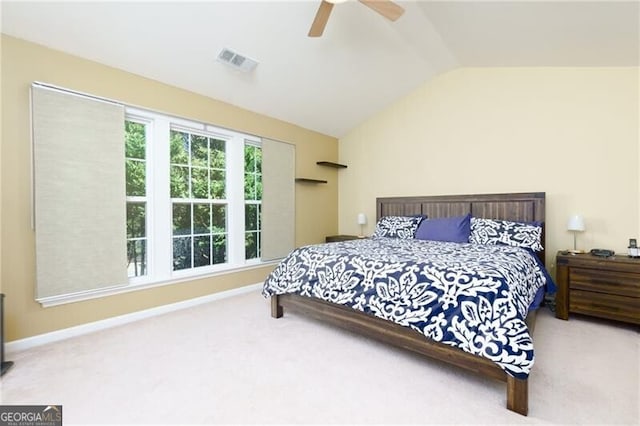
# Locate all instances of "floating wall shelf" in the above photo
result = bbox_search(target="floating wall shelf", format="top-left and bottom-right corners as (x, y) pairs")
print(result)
(316, 161), (347, 169)
(295, 178), (327, 184)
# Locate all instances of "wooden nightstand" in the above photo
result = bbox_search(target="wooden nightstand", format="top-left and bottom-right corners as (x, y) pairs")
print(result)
(325, 235), (361, 243)
(556, 251), (640, 325)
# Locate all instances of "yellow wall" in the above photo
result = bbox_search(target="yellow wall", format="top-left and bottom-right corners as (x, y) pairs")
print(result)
(339, 67), (639, 271)
(1, 35), (339, 341)
(0, 36), (4, 303)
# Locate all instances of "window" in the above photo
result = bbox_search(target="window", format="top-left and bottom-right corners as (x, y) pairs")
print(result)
(125, 120), (148, 278)
(125, 107), (262, 285)
(170, 129), (227, 270)
(244, 143), (262, 260)
(31, 83), (294, 306)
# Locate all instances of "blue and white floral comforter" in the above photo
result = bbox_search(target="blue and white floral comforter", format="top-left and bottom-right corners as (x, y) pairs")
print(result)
(262, 238), (550, 379)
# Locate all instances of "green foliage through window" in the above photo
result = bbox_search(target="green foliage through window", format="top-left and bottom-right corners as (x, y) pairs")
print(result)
(125, 120), (147, 278)
(170, 128), (228, 271)
(244, 143), (262, 260)
(172, 204), (227, 271)
(125, 111), (262, 280)
(170, 130), (225, 199)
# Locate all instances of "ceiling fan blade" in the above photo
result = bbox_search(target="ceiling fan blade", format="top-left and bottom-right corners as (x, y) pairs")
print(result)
(358, 0), (404, 21)
(308, 1), (334, 37)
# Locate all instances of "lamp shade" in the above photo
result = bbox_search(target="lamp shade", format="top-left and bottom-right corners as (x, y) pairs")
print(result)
(567, 215), (585, 232)
(357, 213), (367, 225)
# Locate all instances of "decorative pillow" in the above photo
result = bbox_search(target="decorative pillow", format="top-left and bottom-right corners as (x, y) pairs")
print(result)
(372, 215), (424, 239)
(470, 217), (543, 251)
(414, 213), (471, 243)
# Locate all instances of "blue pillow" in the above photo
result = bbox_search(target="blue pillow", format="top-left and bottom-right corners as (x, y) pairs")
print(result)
(372, 215), (425, 239)
(414, 214), (471, 243)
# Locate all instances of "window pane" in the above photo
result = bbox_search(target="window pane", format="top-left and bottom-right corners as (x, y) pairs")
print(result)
(243, 143), (261, 261)
(191, 135), (208, 167)
(211, 139), (225, 169)
(170, 165), (189, 198)
(194, 235), (211, 267)
(244, 144), (262, 203)
(211, 170), (225, 199)
(127, 239), (147, 277)
(213, 234), (227, 264)
(191, 167), (209, 199)
(244, 145), (254, 172)
(125, 121), (146, 159)
(170, 131), (189, 165)
(245, 231), (257, 260)
(173, 237), (192, 270)
(256, 174), (262, 200)
(193, 204), (211, 234)
(127, 202), (146, 238)
(255, 147), (262, 172)
(126, 159), (146, 196)
(244, 173), (255, 200)
(212, 204), (226, 233)
(245, 204), (257, 230)
(257, 204), (261, 228)
(173, 204), (191, 235)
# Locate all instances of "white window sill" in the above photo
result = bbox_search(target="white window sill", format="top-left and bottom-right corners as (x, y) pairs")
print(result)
(36, 259), (280, 307)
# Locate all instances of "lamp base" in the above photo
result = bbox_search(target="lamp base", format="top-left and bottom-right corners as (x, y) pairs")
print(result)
(567, 249), (586, 254)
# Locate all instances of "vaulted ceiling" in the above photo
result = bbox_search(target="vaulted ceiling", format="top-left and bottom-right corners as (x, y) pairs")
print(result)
(2, 1), (638, 137)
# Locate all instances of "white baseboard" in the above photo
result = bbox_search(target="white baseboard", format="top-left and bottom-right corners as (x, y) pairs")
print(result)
(6, 282), (263, 355)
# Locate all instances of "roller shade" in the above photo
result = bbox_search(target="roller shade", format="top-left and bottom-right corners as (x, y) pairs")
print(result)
(32, 84), (127, 300)
(261, 139), (295, 261)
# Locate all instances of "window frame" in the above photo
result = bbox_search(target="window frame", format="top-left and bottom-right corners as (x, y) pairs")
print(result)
(244, 141), (262, 262)
(30, 82), (283, 308)
(125, 116), (152, 282)
(125, 106), (263, 287)
(169, 126), (230, 272)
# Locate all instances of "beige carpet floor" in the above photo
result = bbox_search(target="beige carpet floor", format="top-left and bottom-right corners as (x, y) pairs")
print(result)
(1, 290), (638, 425)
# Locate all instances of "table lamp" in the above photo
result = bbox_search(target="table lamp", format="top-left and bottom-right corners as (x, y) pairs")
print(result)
(357, 213), (367, 238)
(567, 215), (585, 253)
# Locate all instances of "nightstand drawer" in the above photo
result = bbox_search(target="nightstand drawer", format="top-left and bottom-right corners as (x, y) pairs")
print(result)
(570, 290), (640, 324)
(570, 268), (640, 298)
(556, 251), (640, 325)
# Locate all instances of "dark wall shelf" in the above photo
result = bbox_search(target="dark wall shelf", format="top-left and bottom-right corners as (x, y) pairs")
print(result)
(295, 178), (328, 184)
(317, 161), (347, 169)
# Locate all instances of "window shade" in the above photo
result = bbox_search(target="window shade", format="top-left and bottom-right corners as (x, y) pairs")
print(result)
(31, 85), (127, 301)
(261, 139), (295, 261)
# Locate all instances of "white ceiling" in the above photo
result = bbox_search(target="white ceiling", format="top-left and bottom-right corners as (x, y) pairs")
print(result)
(2, 1), (638, 137)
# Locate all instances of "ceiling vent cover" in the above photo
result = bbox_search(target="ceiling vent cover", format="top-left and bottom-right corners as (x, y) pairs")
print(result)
(217, 48), (258, 72)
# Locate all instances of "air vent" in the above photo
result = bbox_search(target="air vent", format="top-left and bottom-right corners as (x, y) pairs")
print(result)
(217, 48), (258, 73)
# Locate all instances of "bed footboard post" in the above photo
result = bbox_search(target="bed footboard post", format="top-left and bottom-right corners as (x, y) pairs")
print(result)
(270, 295), (283, 318)
(506, 376), (528, 416)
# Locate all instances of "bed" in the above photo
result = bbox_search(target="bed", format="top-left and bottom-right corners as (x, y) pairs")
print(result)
(263, 192), (550, 416)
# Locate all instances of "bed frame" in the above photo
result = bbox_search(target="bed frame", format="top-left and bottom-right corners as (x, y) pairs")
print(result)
(270, 192), (546, 416)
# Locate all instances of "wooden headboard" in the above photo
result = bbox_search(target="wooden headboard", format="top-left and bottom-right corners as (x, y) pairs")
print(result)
(376, 192), (546, 265)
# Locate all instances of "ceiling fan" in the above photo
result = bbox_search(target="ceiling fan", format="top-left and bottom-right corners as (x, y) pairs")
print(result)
(308, 0), (405, 37)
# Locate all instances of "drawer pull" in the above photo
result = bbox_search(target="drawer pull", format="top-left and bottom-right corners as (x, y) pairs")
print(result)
(586, 278), (619, 286)
(590, 303), (620, 311)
